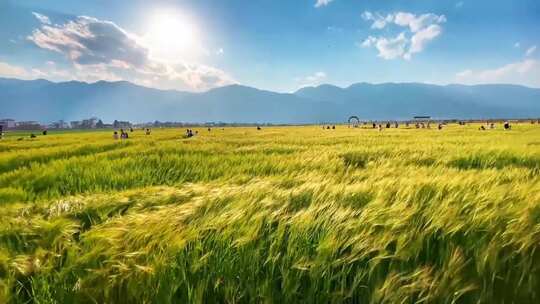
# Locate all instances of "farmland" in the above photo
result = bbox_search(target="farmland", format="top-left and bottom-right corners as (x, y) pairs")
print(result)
(1, 124), (540, 303)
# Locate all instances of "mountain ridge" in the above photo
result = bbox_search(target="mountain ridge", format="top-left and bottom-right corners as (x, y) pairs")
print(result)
(1, 77), (539, 123)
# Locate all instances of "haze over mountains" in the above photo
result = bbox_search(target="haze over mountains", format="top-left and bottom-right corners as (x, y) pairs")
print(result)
(1, 77), (539, 123)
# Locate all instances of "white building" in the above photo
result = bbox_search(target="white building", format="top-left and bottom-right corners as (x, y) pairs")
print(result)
(0, 119), (16, 129)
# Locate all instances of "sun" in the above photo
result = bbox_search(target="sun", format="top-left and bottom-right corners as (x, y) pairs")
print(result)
(143, 10), (201, 62)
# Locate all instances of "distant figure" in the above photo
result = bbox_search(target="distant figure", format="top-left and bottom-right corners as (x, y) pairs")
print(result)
(415, 123), (420, 129)
(257, 126), (262, 130)
(113, 131), (119, 140)
(394, 122), (398, 128)
(504, 121), (511, 130)
(490, 123), (495, 129)
(427, 122), (431, 129)
(438, 123), (443, 130)
(120, 129), (128, 139)
(479, 125), (486, 130)
(42, 130), (47, 135)
(378, 124), (383, 131)
(332, 125), (336, 129)
(372, 123), (376, 129)
(208, 127), (211, 132)
(186, 129), (193, 137)
(130, 128), (134, 132)
(421, 123), (425, 129)
(145, 128), (151, 135)
(30, 133), (37, 138)
(405, 122), (409, 128)
(385, 122), (390, 129)
(326, 126), (330, 130)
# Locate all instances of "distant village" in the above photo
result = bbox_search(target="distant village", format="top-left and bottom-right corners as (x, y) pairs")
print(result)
(0, 117), (132, 130)
(0, 117), (270, 131)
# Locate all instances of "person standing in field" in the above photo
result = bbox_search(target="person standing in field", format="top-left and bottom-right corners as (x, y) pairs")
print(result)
(120, 129), (128, 139)
(145, 128), (151, 135)
(504, 121), (511, 130)
(113, 131), (119, 140)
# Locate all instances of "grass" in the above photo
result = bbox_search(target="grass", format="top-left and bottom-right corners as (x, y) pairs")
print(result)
(1, 123), (539, 303)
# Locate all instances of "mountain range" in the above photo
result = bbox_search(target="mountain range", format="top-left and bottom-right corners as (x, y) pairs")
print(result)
(1, 77), (539, 123)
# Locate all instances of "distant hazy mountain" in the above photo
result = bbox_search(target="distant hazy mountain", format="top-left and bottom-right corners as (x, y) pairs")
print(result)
(295, 82), (540, 120)
(1, 77), (539, 123)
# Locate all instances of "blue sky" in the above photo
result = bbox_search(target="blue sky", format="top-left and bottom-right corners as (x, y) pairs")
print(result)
(0, 0), (538, 92)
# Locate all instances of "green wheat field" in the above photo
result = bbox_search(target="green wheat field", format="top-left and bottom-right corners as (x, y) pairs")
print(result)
(1, 124), (540, 303)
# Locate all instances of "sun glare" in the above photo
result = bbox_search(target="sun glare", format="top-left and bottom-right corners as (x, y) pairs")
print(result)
(144, 11), (200, 62)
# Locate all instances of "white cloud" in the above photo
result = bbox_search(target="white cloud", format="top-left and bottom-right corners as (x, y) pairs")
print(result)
(315, 0), (334, 8)
(407, 24), (443, 58)
(26, 13), (235, 91)
(216, 48), (224, 55)
(361, 33), (408, 60)
(393, 12), (446, 33)
(361, 11), (394, 29)
(526, 45), (537, 56)
(456, 59), (540, 87)
(514, 42), (521, 48)
(296, 71), (327, 87)
(456, 69), (472, 78)
(32, 12), (51, 25)
(361, 36), (377, 48)
(360, 11), (446, 60)
(0, 62), (33, 79)
(28, 16), (149, 67)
